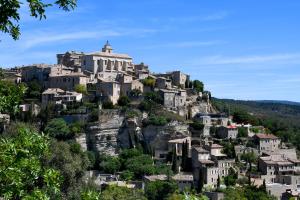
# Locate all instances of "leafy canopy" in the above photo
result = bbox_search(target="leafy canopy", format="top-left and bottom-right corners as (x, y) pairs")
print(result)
(0, 0), (77, 40)
(0, 80), (27, 116)
(0, 127), (62, 199)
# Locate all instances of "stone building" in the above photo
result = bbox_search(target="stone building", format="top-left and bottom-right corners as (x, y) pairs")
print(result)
(96, 81), (121, 105)
(134, 63), (150, 80)
(81, 41), (134, 74)
(191, 146), (235, 188)
(42, 88), (83, 105)
(156, 77), (172, 89)
(216, 125), (238, 139)
(21, 64), (51, 83)
(159, 89), (186, 109)
(121, 80), (143, 96)
(48, 72), (87, 91)
(253, 133), (281, 152)
(57, 51), (84, 67)
(169, 71), (190, 88)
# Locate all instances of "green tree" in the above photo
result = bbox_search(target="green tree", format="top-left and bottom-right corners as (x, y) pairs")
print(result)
(142, 77), (156, 88)
(193, 80), (204, 93)
(101, 185), (147, 200)
(0, 127), (62, 199)
(238, 127), (248, 138)
(26, 80), (42, 99)
(224, 167), (238, 186)
(145, 180), (178, 200)
(0, 0), (76, 40)
(102, 100), (114, 109)
(171, 146), (178, 173)
(124, 154), (155, 178)
(75, 84), (87, 95)
(45, 140), (90, 196)
(241, 152), (257, 172)
(81, 189), (101, 200)
(0, 80), (27, 116)
(118, 95), (131, 107)
(100, 155), (121, 174)
(45, 118), (72, 140)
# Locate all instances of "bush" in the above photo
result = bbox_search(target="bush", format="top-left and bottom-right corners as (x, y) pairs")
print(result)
(45, 118), (73, 140)
(190, 121), (204, 130)
(102, 101), (114, 109)
(118, 96), (131, 107)
(238, 127), (248, 138)
(99, 155), (121, 174)
(142, 77), (156, 88)
(144, 115), (168, 126)
(75, 84), (87, 94)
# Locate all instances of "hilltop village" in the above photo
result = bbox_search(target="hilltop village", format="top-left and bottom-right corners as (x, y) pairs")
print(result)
(1, 41), (300, 200)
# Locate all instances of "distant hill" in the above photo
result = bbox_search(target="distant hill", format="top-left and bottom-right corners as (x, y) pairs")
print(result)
(212, 97), (300, 128)
(255, 100), (300, 106)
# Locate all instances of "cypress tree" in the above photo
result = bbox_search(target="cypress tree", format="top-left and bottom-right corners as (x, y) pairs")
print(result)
(198, 170), (204, 193)
(217, 175), (221, 189)
(181, 141), (186, 171)
(171, 146), (178, 173)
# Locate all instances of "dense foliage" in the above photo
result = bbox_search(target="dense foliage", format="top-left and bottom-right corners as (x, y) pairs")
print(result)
(0, 128), (62, 199)
(0, 80), (26, 116)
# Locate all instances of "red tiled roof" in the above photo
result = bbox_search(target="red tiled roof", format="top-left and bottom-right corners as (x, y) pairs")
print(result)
(227, 125), (237, 129)
(254, 133), (278, 139)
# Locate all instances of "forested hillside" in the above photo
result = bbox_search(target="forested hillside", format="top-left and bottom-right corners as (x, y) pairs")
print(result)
(212, 98), (300, 149)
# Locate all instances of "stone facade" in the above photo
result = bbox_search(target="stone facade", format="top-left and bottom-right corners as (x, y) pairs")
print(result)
(42, 88), (82, 105)
(253, 133), (281, 152)
(216, 125), (238, 139)
(159, 89), (186, 109)
(96, 81), (121, 105)
(81, 41), (134, 74)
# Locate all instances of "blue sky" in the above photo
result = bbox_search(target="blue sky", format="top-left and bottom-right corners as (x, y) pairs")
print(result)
(1, 0), (300, 102)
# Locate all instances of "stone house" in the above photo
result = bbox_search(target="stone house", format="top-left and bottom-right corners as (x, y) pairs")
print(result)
(57, 51), (84, 67)
(48, 72), (87, 91)
(159, 89), (186, 109)
(216, 125), (238, 139)
(121, 80), (144, 96)
(234, 145), (259, 160)
(169, 71), (190, 88)
(42, 88), (83, 105)
(191, 146), (235, 188)
(253, 133), (281, 152)
(258, 154), (300, 177)
(156, 77), (172, 89)
(96, 81), (121, 105)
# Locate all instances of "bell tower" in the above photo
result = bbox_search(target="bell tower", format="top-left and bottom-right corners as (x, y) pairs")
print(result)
(102, 40), (113, 53)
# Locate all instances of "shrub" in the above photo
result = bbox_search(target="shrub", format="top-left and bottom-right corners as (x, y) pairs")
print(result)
(190, 121), (205, 130)
(102, 101), (114, 109)
(45, 118), (72, 140)
(118, 96), (131, 107)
